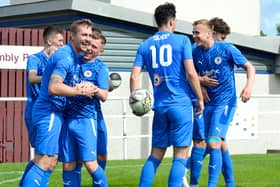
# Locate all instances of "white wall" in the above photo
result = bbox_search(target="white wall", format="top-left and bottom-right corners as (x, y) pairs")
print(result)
(103, 72), (280, 160)
(111, 0), (260, 36)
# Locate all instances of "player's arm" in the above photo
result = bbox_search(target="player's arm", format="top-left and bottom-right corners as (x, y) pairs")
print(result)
(95, 88), (108, 102)
(28, 70), (42, 84)
(240, 61), (255, 102)
(199, 75), (219, 87)
(48, 74), (97, 97)
(130, 66), (142, 92)
(184, 59), (204, 115)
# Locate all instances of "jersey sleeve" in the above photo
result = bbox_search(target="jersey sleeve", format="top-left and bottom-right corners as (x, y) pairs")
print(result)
(51, 50), (72, 79)
(133, 43), (145, 67)
(26, 54), (40, 72)
(228, 44), (248, 68)
(96, 64), (109, 90)
(182, 36), (193, 61)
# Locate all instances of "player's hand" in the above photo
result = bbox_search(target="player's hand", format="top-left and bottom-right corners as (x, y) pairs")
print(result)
(76, 81), (99, 98)
(201, 86), (210, 103)
(195, 98), (204, 116)
(200, 75), (219, 87)
(240, 87), (252, 103)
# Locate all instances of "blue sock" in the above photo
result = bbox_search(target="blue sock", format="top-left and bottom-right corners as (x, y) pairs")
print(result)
(98, 160), (107, 171)
(20, 163), (46, 187)
(91, 166), (108, 187)
(139, 155), (161, 187)
(19, 160), (35, 186)
(63, 164), (82, 187)
(222, 150), (234, 187)
(208, 148), (222, 187)
(168, 158), (187, 187)
(190, 147), (206, 185)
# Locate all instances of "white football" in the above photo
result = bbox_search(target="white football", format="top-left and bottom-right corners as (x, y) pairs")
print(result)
(129, 89), (153, 116)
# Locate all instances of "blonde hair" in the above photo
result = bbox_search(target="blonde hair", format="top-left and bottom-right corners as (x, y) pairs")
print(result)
(70, 19), (94, 34)
(192, 19), (213, 30)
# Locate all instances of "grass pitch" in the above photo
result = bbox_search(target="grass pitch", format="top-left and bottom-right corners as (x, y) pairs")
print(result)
(0, 153), (279, 187)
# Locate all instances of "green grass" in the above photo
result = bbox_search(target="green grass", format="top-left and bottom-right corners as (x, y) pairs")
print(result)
(0, 153), (280, 186)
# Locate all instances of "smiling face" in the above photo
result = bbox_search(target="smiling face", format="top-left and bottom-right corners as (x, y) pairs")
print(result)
(71, 24), (92, 53)
(83, 38), (104, 61)
(192, 19), (214, 48)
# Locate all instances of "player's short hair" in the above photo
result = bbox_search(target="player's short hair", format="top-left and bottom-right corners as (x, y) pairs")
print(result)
(92, 27), (106, 45)
(70, 19), (94, 34)
(193, 19), (213, 30)
(42, 26), (63, 44)
(154, 2), (176, 27)
(209, 17), (231, 36)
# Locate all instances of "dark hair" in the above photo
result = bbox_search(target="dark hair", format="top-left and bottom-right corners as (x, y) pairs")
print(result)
(92, 27), (106, 45)
(70, 19), (94, 34)
(154, 2), (176, 27)
(209, 17), (231, 35)
(42, 26), (63, 44)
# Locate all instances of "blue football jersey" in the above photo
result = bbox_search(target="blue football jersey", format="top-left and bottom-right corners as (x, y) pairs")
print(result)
(34, 44), (80, 112)
(193, 41), (248, 106)
(134, 31), (193, 108)
(64, 58), (109, 119)
(26, 51), (48, 102)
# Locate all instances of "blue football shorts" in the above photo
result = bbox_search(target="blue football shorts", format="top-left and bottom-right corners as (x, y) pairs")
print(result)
(192, 113), (206, 140)
(97, 111), (108, 155)
(204, 104), (236, 140)
(152, 104), (193, 148)
(24, 102), (36, 147)
(59, 118), (98, 162)
(32, 111), (63, 156)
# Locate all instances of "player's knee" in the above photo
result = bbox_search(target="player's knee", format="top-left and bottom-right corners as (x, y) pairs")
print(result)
(98, 155), (107, 161)
(84, 160), (99, 173)
(207, 136), (221, 148)
(193, 139), (207, 148)
(63, 162), (77, 171)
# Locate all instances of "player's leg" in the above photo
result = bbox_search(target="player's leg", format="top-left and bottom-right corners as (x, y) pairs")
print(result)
(139, 148), (166, 187)
(19, 115), (36, 186)
(207, 105), (233, 187)
(221, 105), (236, 187)
(76, 118), (108, 186)
(20, 112), (63, 187)
(168, 105), (193, 187)
(221, 142), (234, 187)
(59, 119), (82, 187)
(139, 108), (167, 187)
(97, 112), (108, 170)
(189, 113), (207, 186)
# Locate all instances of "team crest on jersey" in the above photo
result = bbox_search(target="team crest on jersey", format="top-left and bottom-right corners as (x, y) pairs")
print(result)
(153, 74), (161, 86)
(84, 70), (92, 77)
(214, 57), (222, 65)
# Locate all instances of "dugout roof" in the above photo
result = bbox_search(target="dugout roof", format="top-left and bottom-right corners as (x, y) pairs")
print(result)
(0, 0), (280, 72)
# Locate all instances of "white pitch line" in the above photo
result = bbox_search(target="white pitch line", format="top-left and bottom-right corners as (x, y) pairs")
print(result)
(0, 176), (22, 185)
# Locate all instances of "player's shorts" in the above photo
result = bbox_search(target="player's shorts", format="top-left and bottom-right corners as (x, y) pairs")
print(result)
(191, 99), (206, 140)
(152, 104), (193, 148)
(24, 102), (36, 147)
(32, 111), (63, 156)
(24, 117), (36, 148)
(192, 114), (206, 140)
(97, 111), (108, 155)
(204, 104), (236, 140)
(59, 118), (97, 162)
